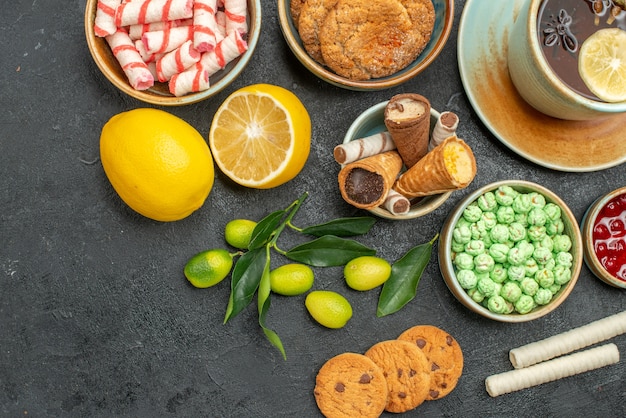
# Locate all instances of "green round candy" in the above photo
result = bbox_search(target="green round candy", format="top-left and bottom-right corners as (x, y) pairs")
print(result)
(535, 268), (555, 288)
(520, 277), (539, 296)
(553, 234), (572, 252)
(487, 295), (508, 313)
(453, 225), (472, 244)
(477, 191), (498, 212)
(454, 252), (475, 270)
(490, 264), (508, 283)
(474, 253), (496, 274)
(515, 294), (535, 314)
(501, 281), (522, 303)
(457, 269), (478, 290)
(534, 288), (553, 305)
(463, 204), (483, 223)
(527, 207), (547, 226)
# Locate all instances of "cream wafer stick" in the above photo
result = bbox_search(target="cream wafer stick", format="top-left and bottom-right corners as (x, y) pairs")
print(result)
(429, 111), (459, 151)
(94, 0), (121, 37)
(383, 189), (411, 215)
(105, 29), (155, 90)
(333, 132), (396, 165)
(156, 39), (200, 82)
(485, 343), (620, 397)
(509, 310), (626, 369)
(115, 0), (194, 27)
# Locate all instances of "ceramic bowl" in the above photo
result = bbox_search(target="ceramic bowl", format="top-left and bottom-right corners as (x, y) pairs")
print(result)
(581, 186), (626, 289)
(341, 100), (451, 220)
(277, 0), (454, 90)
(439, 180), (583, 322)
(84, 0), (261, 106)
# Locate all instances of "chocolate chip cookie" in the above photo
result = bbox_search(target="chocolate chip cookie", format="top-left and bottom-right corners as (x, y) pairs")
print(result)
(398, 325), (464, 400)
(314, 352), (388, 418)
(364, 339), (431, 413)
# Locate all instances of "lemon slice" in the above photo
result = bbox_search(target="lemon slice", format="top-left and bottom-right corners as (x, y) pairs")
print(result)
(209, 84), (311, 189)
(578, 28), (626, 103)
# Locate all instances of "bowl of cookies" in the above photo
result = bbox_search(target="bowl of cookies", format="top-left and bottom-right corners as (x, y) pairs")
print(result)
(84, 0), (261, 105)
(439, 180), (583, 322)
(335, 94), (477, 219)
(278, 0), (454, 90)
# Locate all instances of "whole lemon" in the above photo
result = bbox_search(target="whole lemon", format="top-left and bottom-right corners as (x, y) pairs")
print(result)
(100, 108), (214, 222)
(344, 256), (392, 291)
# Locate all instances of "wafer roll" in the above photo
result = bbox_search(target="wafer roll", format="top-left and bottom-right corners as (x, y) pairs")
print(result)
(429, 111), (459, 151)
(394, 136), (476, 199)
(485, 343), (620, 397)
(338, 151), (403, 209)
(384, 93), (431, 168)
(383, 189), (411, 215)
(333, 131), (395, 165)
(509, 310), (626, 369)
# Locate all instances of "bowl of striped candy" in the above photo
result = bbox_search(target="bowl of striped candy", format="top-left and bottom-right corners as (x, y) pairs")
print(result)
(85, 0), (261, 106)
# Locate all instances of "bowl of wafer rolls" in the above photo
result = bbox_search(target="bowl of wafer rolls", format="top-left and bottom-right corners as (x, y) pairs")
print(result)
(279, 0), (454, 90)
(85, 0), (261, 105)
(335, 94), (476, 220)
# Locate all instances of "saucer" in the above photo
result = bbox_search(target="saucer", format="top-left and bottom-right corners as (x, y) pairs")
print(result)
(458, 0), (626, 172)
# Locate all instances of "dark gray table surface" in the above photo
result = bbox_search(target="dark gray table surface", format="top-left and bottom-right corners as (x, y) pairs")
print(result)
(1, 1), (625, 416)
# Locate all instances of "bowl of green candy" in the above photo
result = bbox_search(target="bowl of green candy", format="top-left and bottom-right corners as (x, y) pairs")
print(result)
(438, 180), (583, 323)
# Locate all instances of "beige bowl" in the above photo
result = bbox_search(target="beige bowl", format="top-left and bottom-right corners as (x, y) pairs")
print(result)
(439, 180), (583, 322)
(581, 186), (626, 289)
(84, 0), (261, 106)
(342, 100), (451, 220)
(278, 0), (454, 90)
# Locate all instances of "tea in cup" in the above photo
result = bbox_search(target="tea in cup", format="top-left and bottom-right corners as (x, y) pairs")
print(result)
(508, 0), (626, 120)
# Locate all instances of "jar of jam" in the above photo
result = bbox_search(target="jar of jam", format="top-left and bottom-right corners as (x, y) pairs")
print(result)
(582, 186), (626, 289)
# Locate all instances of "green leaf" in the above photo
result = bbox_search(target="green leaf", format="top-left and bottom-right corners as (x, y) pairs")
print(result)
(224, 247), (266, 323)
(257, 249), (287, 360)
(300, 217), (376, 237)
(285, 235), (376, 267)
(248, 210), (286, 250)
(376, 235), (438, 317)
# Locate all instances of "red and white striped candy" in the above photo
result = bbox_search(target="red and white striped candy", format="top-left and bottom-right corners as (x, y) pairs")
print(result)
(156, 40), (201, 82)
(141, 25), (194, 55)
(115, 0), (194, 27)
(127, 18), (192, 40)
(223, 0), (247, 35)
(169, 68), (209, 96)
(192, 0), (220, 53)
(105, 29), (155, 90)
(94, 0), (122, 37)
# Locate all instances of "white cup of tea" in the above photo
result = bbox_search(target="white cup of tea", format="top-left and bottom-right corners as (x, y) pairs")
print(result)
(508, 0), (626, 120)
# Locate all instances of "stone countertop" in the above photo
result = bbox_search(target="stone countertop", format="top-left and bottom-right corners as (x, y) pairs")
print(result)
(1, 1), (624, 416)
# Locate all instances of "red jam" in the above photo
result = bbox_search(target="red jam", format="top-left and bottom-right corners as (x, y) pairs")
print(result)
(592, 192), (626, 281)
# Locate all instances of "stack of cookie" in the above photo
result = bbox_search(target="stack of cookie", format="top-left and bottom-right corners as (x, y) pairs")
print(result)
(314, 325), (463, 417)
(290, 0), (435, 80)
